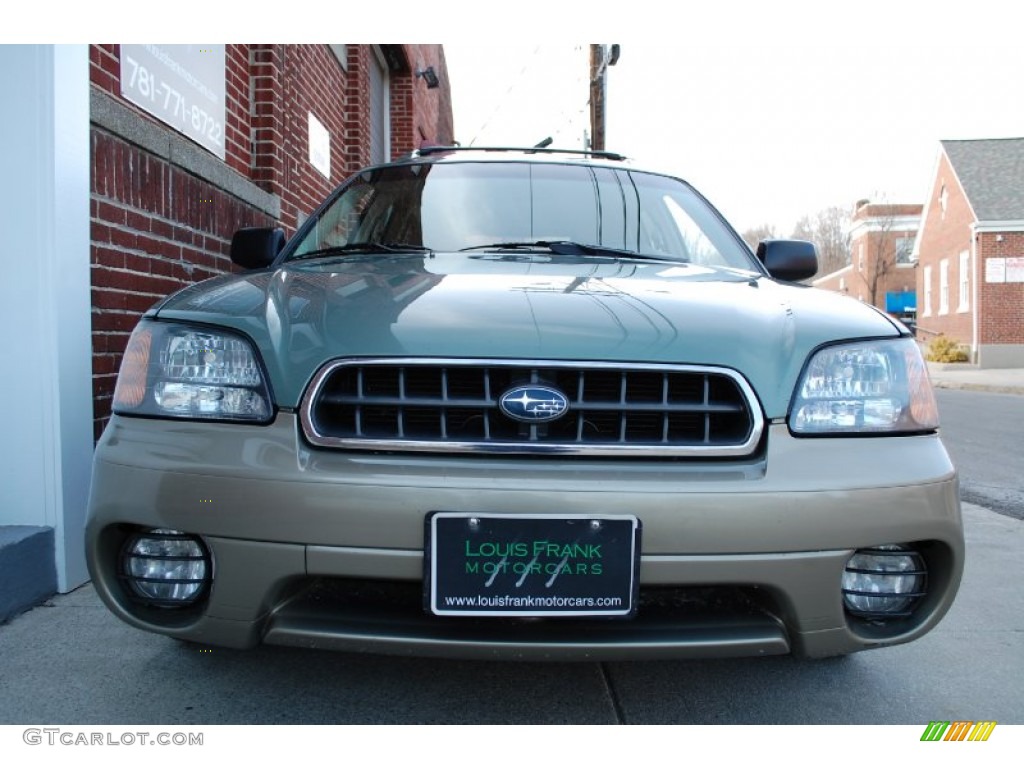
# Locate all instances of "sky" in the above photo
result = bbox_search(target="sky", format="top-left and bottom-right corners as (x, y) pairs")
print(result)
(19, 0), (1023, 240)
(445, 38), (1024, 235)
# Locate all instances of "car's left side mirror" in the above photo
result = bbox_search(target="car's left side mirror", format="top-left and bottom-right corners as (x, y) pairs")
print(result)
(756, 239), (818, 282)
(230, 227), (286, 270)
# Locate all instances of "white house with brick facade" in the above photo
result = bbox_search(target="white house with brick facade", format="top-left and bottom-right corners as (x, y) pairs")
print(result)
(916, 138), (1024, 368)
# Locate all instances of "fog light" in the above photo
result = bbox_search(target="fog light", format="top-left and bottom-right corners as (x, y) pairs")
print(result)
(121, 529), (210, 606)
(842, 544), (926, 619)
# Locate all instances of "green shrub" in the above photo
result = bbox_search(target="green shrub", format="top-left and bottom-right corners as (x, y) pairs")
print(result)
(926, 334), (969, 363)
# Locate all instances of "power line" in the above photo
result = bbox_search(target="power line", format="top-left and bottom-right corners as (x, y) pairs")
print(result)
(468, 45), (543, 146)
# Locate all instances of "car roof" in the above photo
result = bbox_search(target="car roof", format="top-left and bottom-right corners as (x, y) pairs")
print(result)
(378, 145), (687, 183)
(416, 144), (626, 162)
(388, 145), (630, 169)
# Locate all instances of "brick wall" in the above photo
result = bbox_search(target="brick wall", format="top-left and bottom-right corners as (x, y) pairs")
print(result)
(390, 44), (454, 154)
(257, 44), (354, 231)
(977, 232), (1024, 345)
(813, 265), (853, 295)
(813, 204), (919, 318)
(814, 260), (917, 309)
(916, 152), (976, 350)
(224, 45), (252, 174)
(88, 132), (276, 436)
(89, 45), (274, 437)
(88, 43), (454, 439)
(250, 46), (284, 195)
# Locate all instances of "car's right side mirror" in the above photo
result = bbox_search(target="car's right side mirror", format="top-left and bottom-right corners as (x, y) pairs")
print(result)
(756, 239), (818, 282)
(230, 227), (286, 270)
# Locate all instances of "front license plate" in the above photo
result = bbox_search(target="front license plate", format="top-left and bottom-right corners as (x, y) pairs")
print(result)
(425, 513), (641, 617)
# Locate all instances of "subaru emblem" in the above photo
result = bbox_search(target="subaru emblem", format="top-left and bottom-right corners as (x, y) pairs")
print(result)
(499, 385), (569, 423)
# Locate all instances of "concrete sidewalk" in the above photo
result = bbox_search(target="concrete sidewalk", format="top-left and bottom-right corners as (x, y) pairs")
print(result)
(927, 362), (1024, 395)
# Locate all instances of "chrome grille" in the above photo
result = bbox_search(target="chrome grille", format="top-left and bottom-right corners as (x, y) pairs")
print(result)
(300, 359), (763, 456)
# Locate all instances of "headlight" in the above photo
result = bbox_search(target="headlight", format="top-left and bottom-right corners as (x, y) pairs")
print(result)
(790, 338), (938, 434)
(113, 321), (272, 422)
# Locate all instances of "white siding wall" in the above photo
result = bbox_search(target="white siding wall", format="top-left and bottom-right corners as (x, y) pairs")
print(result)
(0, 45), (92, 591)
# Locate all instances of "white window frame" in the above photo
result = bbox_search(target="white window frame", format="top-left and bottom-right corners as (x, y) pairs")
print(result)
(957, 250), (970, 312)
(923, 265), (932, 317)
(939, 258), (949, 315)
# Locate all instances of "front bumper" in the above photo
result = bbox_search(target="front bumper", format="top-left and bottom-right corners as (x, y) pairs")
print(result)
(86, 414), (963, 659)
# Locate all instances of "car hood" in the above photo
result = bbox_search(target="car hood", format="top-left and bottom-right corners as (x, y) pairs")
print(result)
(154, 253), (900, 417)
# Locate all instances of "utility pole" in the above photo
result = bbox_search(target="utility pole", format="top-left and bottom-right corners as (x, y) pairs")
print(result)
(589, 44), (619, 151)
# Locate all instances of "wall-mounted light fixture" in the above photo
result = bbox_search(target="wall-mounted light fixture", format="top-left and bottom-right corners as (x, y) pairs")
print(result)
(416, 66), (440, 89)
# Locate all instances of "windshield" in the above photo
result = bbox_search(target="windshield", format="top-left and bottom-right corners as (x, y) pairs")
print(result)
(288, 161), (760, 270)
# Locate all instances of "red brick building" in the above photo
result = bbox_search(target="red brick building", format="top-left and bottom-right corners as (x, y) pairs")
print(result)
(916, 138), (1024, 367)
(813, 201), (921, 326)
(89, 44), (454, 438)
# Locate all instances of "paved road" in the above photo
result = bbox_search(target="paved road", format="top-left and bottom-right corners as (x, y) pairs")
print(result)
(936, 390), (1024, 520)
(0, 501), (1020, 725)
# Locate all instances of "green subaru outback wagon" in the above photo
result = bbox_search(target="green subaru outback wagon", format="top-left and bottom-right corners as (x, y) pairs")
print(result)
(85, 147), (963, 659)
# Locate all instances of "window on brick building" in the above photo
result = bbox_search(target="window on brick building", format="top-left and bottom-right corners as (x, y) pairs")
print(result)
(958, 251), (970, 312)
(858, 243), (864, 272)
(369, 46), (390, 165)
(923, 265), (932, 316)
(939, 259), (949, 315)
(895, 237), (915, 264)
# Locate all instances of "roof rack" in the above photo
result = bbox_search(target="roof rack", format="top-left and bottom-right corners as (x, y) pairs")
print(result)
(412, 145), (627, 162)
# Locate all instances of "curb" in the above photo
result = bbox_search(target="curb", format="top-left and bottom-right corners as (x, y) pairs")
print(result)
(931, 381), (1024, 396)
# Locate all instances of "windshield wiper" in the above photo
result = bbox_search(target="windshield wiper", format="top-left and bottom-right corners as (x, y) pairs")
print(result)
(458, 240), (685, 262)
(290, 242), (432, 261)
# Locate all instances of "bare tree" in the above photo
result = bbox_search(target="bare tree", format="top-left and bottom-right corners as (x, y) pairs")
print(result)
(740, 223), (777, 252)
(790, 214), (815, 243)
(863, 204), (899, 309)
(790, 206), (850, 276)
(814, 206), (852, 275)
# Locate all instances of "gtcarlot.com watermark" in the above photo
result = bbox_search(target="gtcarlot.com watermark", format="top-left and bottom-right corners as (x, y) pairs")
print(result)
(23, 728), (203, 747)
